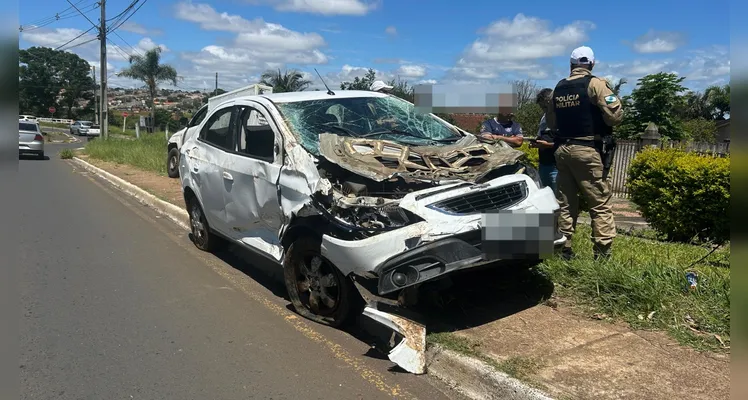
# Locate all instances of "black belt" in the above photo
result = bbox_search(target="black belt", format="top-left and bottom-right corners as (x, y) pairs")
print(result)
(557, 138), (596, 147)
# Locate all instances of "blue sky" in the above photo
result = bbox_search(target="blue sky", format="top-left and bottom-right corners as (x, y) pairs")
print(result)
(19, 0), (731, 94)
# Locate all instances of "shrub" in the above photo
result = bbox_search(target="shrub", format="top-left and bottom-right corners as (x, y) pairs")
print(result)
(59, 149), (74, 159)
(517, 142), (539, 169)
(680, 118), (717, 143)
(627, 147), (729, 243)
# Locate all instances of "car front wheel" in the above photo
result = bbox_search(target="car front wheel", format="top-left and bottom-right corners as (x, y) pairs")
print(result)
(283, 236), (362, 328)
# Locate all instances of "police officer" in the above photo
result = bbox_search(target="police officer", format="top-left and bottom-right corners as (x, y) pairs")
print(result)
(545, 46), (624, 260)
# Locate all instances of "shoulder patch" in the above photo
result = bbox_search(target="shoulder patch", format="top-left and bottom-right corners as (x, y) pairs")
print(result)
(604, 95), (618, 104)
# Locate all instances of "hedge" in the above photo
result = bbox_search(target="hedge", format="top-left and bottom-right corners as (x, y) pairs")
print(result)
(627, 147), (730, 244)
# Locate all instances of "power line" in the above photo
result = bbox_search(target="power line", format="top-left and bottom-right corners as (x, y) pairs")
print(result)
(111, 31), (142, 57)
(20, 0), (93, 31)
(20, 3), (100, 32)
(65, 0), (99, 31)
(106, 0), (139, 22)
(54, 26), (96, 50)
(62, 36), (99, 51)
(107, 0), (148, 33)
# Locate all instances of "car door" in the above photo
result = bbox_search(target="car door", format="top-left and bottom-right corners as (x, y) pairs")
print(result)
(221, 102), (286, 260)
(184, 104), (236, 236)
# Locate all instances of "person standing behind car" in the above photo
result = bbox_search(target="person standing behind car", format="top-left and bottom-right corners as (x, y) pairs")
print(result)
(531, 88), (558, 193)
(545, 46), (624, 261)
(479, 112), (523, 148)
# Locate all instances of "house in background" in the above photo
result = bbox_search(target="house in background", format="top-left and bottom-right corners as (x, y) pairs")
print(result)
(716, 119), (730, 143)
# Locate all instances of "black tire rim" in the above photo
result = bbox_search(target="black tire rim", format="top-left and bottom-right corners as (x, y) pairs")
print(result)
(190, 202), (208, 247)
(294, 253), (342, 316)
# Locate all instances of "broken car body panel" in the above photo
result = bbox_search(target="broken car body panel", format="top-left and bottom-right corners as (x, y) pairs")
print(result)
(318, 133), (525, 183)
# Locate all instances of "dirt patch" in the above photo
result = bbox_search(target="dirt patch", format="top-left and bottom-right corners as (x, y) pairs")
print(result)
(77, 154), (185, 209)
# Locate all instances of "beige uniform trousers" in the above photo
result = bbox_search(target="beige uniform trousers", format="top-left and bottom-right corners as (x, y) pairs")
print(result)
(554, 143), (616, 253)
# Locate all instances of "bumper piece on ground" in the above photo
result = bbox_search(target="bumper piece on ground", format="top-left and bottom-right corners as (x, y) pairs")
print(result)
(362, 306), (426, 374)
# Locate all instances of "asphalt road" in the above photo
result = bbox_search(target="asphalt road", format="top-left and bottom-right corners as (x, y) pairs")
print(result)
(16, 143), (464, 400)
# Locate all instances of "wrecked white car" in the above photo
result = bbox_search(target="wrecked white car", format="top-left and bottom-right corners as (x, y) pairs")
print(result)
(179, 90), (565, 372)
(167, 104), (208, 178)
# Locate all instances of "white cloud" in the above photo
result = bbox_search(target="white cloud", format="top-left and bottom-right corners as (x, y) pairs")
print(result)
(119, 22), (149, 35)
(630, 30), (686, 54)
(171, 2), (329, 90)
(136, 38), (169, 53)
(385, 26), (397, 36)
(245, 0), (379, 16)
(595, 45), (730, 91)
(447, 14), (594, 82)
(395, 64), (426, 78)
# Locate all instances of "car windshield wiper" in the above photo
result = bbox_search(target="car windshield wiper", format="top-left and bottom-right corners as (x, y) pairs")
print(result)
(359, 128), (461, 143)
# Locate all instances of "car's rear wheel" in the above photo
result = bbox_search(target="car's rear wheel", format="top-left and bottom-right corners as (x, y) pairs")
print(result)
(37, 151), (44, 160)
(187, 197), (223, 252)
(167, 147), (180, 178)
(283, 236), (362, 328)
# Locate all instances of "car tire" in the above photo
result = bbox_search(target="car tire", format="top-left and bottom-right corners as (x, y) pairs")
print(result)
(283, 236), (362, 328)
(167, 148), (180, 178)
(187, 196), (224, 252)
(37, 152), (44, 160)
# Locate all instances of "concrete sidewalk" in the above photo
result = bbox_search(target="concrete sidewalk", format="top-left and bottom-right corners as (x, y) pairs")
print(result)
(454, 304), (729, 400)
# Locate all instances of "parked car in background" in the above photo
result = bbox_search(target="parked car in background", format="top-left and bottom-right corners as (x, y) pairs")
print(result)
(19, 120), (45, 159)
(166, 104), (208, 178)
(20, 115), (37, 122)
(70, 121), (93, 136)
(87, 124), (101, 137)
(179, 90), (565, 330)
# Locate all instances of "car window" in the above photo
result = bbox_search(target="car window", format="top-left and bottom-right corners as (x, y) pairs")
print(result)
(236, 106), (275, 161)
(190, 106), (208, 127)
(200, 107), (235, 150)
(19, 122), (38, 132)
(81, 122), (92, 126)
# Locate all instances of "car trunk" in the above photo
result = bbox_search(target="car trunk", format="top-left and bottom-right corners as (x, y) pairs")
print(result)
(19, 123), (39, 142)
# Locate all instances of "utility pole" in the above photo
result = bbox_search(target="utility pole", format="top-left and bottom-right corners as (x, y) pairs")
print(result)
(99, 0), (108, 140)
(215, 72), (218, 96)
(92, 66), (99, 125)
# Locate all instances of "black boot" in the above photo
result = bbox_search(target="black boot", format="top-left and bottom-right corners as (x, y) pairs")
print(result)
(560, 247), (575, 261)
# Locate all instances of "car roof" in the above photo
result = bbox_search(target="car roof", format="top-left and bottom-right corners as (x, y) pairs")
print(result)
(258, 90), (387, 103)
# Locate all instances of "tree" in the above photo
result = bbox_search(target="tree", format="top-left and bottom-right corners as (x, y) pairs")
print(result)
(510, 79), (540, 107)
(118, 47), (179, 133)
(259, 69), (311, 93)
(513, 102), (544, 137)
(619, 72), (688, 139)
(680, 118), (718, 143)
(19, 47), (94, 118)
(386, 77), (415, 102)
(680, 91), (712, 120)
(705, 84), (730, 120)
(606, 78), (627, 96)
(340, 68), (377, 90)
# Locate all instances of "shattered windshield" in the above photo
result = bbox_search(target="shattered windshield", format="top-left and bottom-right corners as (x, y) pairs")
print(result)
(274, 96), (463, 156)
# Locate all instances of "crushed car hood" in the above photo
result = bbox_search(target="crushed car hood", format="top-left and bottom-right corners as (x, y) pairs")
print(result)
(318, 133), (526, 183)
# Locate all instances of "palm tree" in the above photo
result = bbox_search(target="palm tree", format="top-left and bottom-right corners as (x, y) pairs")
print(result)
(705, 84), (730, 120)
(118, 47), (178, 132)
(260, 69), (311, 93)
(610, 78), (627, 96)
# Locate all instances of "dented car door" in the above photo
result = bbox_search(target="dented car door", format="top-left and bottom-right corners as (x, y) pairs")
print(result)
(222, 102), (285, 260)
(188, 104), (236, 235)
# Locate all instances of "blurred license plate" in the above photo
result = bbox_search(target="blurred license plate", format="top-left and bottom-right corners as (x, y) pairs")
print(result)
(481, 210), (555, 259)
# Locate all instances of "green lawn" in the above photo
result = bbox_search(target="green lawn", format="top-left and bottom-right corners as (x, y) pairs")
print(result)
(83, 134), (167, 175)
(539, 225), (730, 352)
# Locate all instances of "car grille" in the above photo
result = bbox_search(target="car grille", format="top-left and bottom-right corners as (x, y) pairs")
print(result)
(427, 182), (527, 215)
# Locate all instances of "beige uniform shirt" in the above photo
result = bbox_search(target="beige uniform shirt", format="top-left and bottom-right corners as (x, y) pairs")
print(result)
(545, 68), (624, 139)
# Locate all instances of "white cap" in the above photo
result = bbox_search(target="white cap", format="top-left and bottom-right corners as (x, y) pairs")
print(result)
(570, 46), (595, 65)
(370, 80), (393, 92)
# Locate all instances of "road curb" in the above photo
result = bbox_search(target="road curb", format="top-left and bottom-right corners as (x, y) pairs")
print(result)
(426, 345), (554, 400)
(71, 157), (190, 231)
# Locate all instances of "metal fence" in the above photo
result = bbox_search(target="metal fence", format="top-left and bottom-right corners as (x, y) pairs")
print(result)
(609, 140), (730, 198)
